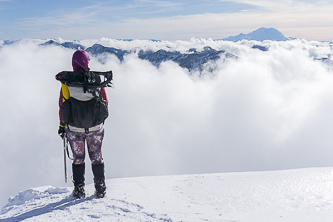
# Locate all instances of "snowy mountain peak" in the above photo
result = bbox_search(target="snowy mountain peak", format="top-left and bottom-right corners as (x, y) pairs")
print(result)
(1, 168), (333, 221)
(223, 27), (291, 41)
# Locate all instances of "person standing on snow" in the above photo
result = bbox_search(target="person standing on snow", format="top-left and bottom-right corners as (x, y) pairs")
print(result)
(58, 50), (108, 198)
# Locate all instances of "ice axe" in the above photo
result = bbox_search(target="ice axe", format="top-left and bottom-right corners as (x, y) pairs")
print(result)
(63, 136), (68, 183)
(63, 135), (73, 183)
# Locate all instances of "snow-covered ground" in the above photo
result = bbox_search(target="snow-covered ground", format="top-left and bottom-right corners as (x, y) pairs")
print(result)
(1, 167), (333, 222)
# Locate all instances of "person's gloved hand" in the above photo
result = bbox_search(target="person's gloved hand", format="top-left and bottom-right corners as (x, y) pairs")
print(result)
(58, 124), (66, 139)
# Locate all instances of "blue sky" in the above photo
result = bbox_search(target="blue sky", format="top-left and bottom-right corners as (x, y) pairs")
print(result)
(1, 0), (333, 40)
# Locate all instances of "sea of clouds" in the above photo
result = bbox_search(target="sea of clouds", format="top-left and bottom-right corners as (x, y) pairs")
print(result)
(0, 38), (333, 207)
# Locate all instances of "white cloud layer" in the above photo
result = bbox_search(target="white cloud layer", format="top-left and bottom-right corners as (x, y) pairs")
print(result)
(0, 39), (333, 207)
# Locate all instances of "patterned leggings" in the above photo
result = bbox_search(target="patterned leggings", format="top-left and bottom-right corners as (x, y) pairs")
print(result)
(65, 127), (104, 165)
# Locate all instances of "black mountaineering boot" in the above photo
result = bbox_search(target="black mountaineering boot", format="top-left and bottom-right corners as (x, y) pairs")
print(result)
(72, 163), (85, 199)
(92, 163), (106, 198)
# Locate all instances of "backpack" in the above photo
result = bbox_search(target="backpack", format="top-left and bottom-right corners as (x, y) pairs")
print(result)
(56, 69), (113, 131)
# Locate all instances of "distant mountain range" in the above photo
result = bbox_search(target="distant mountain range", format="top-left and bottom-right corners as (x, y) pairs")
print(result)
(222, 27), (292, 42)
(40, 27), (289, 72)
(41, 40), (236, 72)
(37, 27), (330, 72)
(3, 28), (330, 73)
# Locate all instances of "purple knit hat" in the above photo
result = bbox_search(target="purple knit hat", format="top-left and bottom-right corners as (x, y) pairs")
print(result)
(72, 50), (90, 71)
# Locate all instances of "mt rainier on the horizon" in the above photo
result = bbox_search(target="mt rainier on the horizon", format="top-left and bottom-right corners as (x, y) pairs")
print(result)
(222, 27), (292, 41)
